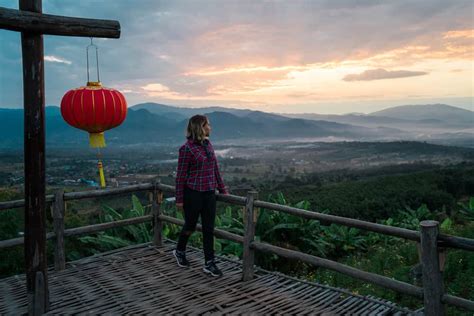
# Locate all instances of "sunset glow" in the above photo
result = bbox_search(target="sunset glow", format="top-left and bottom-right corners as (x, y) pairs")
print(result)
(1, 1), (472, 114)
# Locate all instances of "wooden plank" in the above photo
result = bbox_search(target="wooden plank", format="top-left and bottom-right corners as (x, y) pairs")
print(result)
(349, 299), (376, 314)
(0, 7), (120, 38)
(420, 220), (445, 316)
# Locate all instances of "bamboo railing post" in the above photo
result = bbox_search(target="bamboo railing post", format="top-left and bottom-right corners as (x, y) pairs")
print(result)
(242, 190), (258, 281)
(52, 189), (65, 271)
(420, 220), (445, 316)
(151, 180), (163, 246)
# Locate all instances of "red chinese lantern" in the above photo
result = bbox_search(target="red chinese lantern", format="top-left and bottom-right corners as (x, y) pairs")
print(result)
(60, 38), (127, 188)
(60, 82), (127, 148)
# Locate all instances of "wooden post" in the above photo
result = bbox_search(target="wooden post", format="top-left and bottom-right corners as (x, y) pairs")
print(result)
(420, 220), (445, 316)
(20, 0), (49, 313)
(52, 189), (66, 271)
(33, 271), (46, 315)
(150, 180), (163, 246)
(1, 2), (120, 313)
(242, 190), (258, 281)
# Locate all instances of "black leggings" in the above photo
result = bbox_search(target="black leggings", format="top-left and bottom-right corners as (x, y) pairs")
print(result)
(176, 186), (216, 262)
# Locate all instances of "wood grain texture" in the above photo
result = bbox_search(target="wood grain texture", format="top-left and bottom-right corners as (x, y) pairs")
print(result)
(0, 7), (120, 38)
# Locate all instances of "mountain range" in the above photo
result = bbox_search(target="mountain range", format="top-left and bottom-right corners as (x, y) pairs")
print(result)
(284, 104), (473, 130)
(0, 103), (472, 148)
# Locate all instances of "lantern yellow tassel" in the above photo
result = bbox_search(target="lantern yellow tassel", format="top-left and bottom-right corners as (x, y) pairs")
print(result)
(89, 132), (106, 148)
(98, 160), (106, 188)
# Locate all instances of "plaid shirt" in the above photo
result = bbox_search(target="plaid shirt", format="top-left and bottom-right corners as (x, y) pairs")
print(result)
(175, 138), (228, 204)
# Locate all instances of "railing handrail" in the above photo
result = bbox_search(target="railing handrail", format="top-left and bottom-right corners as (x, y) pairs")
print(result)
(1, 182), (472, 251)
(1, 182), (473, 313)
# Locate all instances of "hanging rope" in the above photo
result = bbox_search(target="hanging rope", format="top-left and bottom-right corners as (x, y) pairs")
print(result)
(86, 37), (100, 83)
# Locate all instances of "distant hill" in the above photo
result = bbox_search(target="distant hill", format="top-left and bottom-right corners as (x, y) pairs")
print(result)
(131, 103), (254, 120)
(369, 104), (473, 125)
(285, 104), (473, 130)
(283, 112), (410, 125)
(0, 105), (392, 148)
(0, 103), (471, 148)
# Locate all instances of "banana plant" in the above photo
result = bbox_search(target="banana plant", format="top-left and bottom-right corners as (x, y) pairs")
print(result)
(79, 195), (152, 250)
(322, 224), (367, 254)
(395, 204), (435, 230)
(257, 191), (333, 257)
(458, 197), (474, 221)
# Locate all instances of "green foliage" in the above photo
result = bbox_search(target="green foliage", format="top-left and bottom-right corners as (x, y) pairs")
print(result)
(0, 189), (24, 277)
(281, 167), (474, 221)
(458, 197), (474, 221)
(1, 178), (473, 313)
(79, 194), (152, 251)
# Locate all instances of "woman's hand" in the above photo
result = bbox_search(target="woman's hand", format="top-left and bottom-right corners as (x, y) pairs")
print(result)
(176, 203), (184, 211)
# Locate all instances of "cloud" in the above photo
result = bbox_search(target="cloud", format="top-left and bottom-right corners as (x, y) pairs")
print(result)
(443, 29), (473, 39)
(343, 68), (428, 81)
(140, 82), (190, 99)
(142, 83), (171, 93)
(44, 55), (72, 65)
(1, 0), (472, 111)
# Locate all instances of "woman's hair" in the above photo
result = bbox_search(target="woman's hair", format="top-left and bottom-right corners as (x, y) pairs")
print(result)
(186, 114), (208, 143)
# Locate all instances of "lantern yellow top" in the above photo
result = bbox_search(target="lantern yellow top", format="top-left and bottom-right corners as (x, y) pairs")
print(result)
(87, 81), (102, 87)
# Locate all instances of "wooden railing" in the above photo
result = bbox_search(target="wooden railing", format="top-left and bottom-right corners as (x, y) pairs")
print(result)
(1, 181), (473, 315)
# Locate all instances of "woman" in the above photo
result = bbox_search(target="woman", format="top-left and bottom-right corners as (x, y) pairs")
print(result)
(173, 114), (228, 277)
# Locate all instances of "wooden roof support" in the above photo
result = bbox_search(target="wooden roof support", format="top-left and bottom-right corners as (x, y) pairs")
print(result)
(0, 1), (120, 314)
(0, 6), (120, 38)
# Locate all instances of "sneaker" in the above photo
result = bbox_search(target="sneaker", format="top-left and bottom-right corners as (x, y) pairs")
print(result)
(173, 249), (190, 268)
(203, 259), (223, 277)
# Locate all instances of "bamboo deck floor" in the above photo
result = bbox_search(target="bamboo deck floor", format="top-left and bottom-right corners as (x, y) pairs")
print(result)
(0, 240), (416, 315)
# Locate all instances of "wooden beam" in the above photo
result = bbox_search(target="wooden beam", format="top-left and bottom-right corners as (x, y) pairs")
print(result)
(20, 0), (49, 313)
(0, 6), (120, 38)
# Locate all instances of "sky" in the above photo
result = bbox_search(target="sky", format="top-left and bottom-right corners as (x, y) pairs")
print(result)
(0, 0), (472, 114)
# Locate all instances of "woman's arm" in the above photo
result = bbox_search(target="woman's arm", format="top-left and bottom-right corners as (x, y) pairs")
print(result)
(215, 159), (228, 194)
(175, 145), (190, 204)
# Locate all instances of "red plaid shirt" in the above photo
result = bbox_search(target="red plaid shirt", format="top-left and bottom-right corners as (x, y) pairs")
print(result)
(175, 138), (228, 203)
